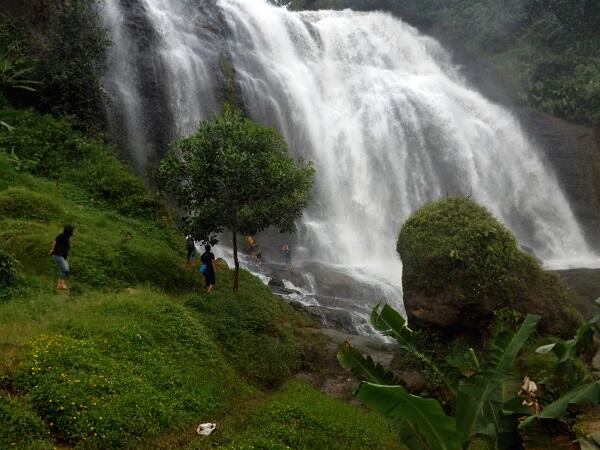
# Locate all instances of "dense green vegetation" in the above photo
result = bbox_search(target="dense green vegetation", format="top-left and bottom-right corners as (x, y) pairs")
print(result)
(1, 0), (108, 131)
(3, 289), (247, 448)
(157, 105), (315, 291)
(0, 104), (399, 449)
(339, 303), (600, 450)
(397, 197), (580, 336)
(286, 0), (600, 126)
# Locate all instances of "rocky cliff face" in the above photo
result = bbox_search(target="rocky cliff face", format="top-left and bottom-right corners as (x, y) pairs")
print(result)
(517, 109), (600, 250)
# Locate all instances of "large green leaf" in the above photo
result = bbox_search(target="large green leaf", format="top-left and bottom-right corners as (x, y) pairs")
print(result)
(536, 313), (600, 380)
(485, 314), (540, 375)
(578, 434), (600, 450)
(370, 303), (461, 396)
(520, 381), (600, 428)
(456, 314), (539, 447)
(457, 377), (522, 449)
(337, 341), (398, 385)
(356, 382), (462, 450)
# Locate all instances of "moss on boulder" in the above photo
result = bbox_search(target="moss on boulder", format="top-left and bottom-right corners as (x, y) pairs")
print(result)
(397, 197), (580, 337)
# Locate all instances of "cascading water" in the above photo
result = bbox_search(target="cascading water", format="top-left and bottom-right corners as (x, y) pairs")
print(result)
(102, 0), (223, 169)
(101, 0), (598, 335)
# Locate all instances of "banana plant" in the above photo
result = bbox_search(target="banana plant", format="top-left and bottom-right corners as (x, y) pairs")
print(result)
(369, 303), (462, 396)
(455, 314), (540, 449)
(535, 298), (600, 381)
(502, 299), (600, 430)
(338, 303), (540, 449)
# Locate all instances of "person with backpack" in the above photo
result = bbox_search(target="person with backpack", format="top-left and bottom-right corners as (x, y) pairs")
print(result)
(48, 225), (74, 290)
(199, 244), (216, 293)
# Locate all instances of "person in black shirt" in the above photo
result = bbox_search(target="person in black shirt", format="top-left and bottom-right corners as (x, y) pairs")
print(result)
(186, 235), (196, 265)
(48, 225), (74, 290)
(200, 244), (216, 293)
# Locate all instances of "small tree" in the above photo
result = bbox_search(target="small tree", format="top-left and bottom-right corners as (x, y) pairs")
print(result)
(157, 105), (314, 291)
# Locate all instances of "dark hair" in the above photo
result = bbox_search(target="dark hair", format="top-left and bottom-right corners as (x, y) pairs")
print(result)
(205, 244), (211, 252)
(63, 225), (74, 237)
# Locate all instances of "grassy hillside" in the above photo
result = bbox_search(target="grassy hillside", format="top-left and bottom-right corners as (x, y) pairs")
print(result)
(0, 107), (402, 449)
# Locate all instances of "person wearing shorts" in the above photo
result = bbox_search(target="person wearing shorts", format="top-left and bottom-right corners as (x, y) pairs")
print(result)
(49, 225), (74, 290)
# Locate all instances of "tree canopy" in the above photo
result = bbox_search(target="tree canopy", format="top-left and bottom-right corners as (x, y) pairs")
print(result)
(157, 105), (315, 290)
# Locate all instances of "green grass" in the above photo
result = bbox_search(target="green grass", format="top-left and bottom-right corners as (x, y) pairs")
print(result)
(0, 393), (52, 450)
(0, 109), (403, 449)
(186, 269), (320, 389)
(186, 380), (405, 450)
(1, 288), (251, 448)
(0, 154), (197, 292)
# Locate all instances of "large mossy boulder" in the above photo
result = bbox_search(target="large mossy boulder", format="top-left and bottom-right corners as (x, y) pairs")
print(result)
(397, 197), (580, 337)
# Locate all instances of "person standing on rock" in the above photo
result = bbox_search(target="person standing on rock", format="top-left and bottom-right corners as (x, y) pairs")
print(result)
(48, 225), (74, 290)
(282, 243), (291, 265)
(200, 244), (216, 293)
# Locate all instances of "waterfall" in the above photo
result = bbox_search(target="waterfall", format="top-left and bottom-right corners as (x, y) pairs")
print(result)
(101, 0), (598, 332)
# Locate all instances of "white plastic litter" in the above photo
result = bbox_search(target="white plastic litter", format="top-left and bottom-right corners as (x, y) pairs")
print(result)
(196, 422), (216, 436)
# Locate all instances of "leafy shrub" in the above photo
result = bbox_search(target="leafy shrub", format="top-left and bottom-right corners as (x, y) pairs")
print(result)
(0, 187), (64, 221)
(529, 61), (600, 125)
(7, 292), (245, 448)
(67, 150), (164, 219)
(186, 269), (308, 388)
(0, 107), (164, 220)
(0, 107), (84, 177)
(0, 44), (42, 99)
(1, 0), (108, 131)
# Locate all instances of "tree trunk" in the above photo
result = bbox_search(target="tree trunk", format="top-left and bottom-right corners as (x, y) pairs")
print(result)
(232, 230), (239, 291)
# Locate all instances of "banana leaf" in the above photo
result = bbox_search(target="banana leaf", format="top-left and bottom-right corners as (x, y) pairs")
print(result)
(356, 382), (462, 450)
(370, 303), (462, 396)
(337, 341), (398, 385)
(456, 314), (539, 447)
(520, 381), (600, 428)
(536, 313), (600, 380)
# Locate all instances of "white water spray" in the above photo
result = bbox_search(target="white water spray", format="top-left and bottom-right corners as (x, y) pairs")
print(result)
(102, 0), (598, 332)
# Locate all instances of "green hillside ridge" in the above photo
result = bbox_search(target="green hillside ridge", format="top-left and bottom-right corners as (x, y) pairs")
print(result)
(0, 108), (401, 449)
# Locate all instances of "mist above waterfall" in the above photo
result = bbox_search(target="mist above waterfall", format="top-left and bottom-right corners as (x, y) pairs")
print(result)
(102, 0), (598, 310)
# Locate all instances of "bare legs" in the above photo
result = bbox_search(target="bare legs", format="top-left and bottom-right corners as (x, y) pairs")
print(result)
(57, 278), (67, 290)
